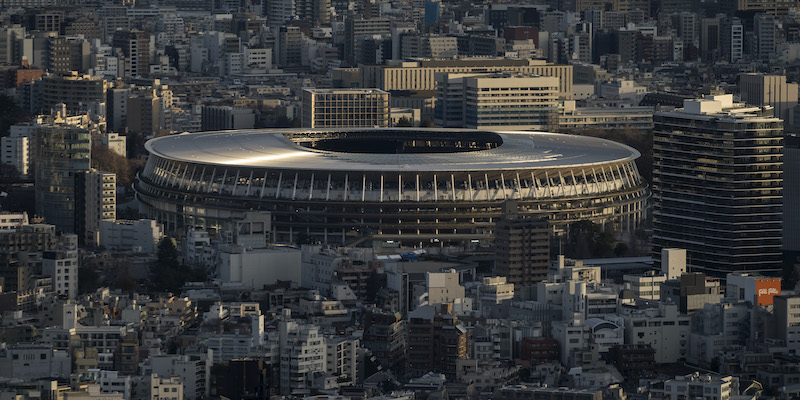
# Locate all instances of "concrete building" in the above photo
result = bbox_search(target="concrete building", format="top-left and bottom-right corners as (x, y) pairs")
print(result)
(360, 58), (573, 99)
(98, 219), (164, 254)
(621, 303), (690, 364)
(401, 35), (458, 59)
(773, 295), (800, 347)
(424, 269), (465, 306)
(464, 74), (559, 130)
(217, 246), (302, 289)
(754, 14), (776, 61)
(41, 73), (106, 113)
(278, 309), (327, 394)
(200, 106), (256, 131)
(1, 135), (30, 177)
(75, 169), (116, 246)
(344, 18), (391, 65)
(739, 73), (798, 127)
(325, 337), (359, 385)
(127, 94), (161, 137)
(34, 124), (91, 234)
(661, 273), (724, 314)
(660, 373), (739, 400)
(653, 94), (784, 275)
(43, 249), (78, 299)
(100, 132), (127, 157)
(407, 304), (470, 380)
(149, 374), (183, 400)
(479, 276), (515, 305)
(495, 209), (550, 287)
(557, 102), (654, 131)
(726, 273), (781, 306)
(302, 89), (390, 128)
(623, 271), (667, 300)
(0, 344), (71, 381)
(112, 30), (150, 78)
(148, 352), (212, 400)
(786, 135), (800, 264)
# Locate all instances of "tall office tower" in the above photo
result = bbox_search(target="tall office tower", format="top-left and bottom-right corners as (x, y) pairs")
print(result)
(302, 89), (391, 128)
(785, 135), (800, 276)
(494, 201), (551, 287)
(754, 14), (776, 61)
(700, 17), (721, 62)
(653, 94), (784, 275)
(739, 73), (799, 128)
(40, 73), (106, 114)
(112, 30), (150, 78)
(48, 36), (91, 75)
(75, 169), (116, 246)
(344, 18), (391, 66)
(34, 124), (92, 234)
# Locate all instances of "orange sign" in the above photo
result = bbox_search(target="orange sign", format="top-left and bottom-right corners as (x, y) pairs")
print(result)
(755, 279), (781, 306)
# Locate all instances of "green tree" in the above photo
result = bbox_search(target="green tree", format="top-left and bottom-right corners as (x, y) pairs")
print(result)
(152, 237), (205, 293)
(92, 145), (132, 188)
(394, 117), (413, 127)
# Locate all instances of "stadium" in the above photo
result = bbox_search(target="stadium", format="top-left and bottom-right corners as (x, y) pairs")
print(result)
(134, 128), (648, 245)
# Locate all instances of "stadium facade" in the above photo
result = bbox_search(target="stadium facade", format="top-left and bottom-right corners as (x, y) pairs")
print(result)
(134, 128), (648, 245)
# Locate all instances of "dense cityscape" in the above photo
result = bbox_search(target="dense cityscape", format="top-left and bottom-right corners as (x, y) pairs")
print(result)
(0, 0), (799, 398)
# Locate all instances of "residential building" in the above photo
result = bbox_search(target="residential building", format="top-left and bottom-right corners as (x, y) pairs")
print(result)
(42, 249), (78, 299)
(495, 206), (550, 287)
(149, 374), (182, 400)
(652, 94), (784, 275)
(660, 373), (739, 400)
(40, 73), (106, 113)
(112, 30), (150, 78)
(755, 14), (776, 61)
(74, 169), (116, 246)
(200, 106), (256, 131)
(361, 309), (406, 374)
(773, 295), (800, 347)
(621, 303), (690, 364)
(406, 304), (470, 380)
(34, 124), (91, 234)
(278, 309), (327, 394)
(302, 89), (390, 128)
(1, 135), (30, 177)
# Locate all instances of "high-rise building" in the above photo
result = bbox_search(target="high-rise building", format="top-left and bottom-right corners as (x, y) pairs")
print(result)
(406, 304), (470, 380)
(729, 18), (743, 63)
(34, 124), (92, 234)
(754, 14), (776, 61)
(463, 74), (559, 130)
(47, 36), (90, 75)
(653, 94), (783, 275)
(277, 26), (302, 68)
(361, 58), (572, 99)
(1, 135), (30, 177)
(361, 309), (406, 374)
(739, 73), (798, 128)
(112, 30), (150, 78)
(773, 295), (800, 347)
(74, 169), (116, 246)
(785, 134), (800, 273)
(494, 201), (550, 287)
(295, 0), (330, 26)
(700, 17), (721, 62)
(302, 89), (391, 128)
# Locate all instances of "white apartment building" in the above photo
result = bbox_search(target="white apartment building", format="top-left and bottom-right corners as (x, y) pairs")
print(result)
(149, 374), (183, 400)
(43, 249), (79, 299)
(78, 169), (116, 246)
(98, 219), (164, 254)
(86, 369), (131, 399)
(624, 271), (667, 300)
(0, 211), (29, 231)
(425, 269), (465, 306)
(278, 309), (327, 395)
(325, 337), (359, 385)
(301, 247), (347, 296)
(621, 303), (690, 364)
(660, 373), (738, 400)
(101, 132), (127, 157)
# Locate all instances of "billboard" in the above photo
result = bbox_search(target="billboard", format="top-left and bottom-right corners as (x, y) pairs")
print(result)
(755, 278), (781, 306)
